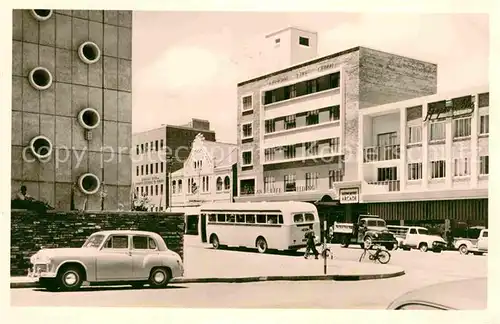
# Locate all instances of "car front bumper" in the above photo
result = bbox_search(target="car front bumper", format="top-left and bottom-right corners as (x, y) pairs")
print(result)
(27, 263), (57, 280)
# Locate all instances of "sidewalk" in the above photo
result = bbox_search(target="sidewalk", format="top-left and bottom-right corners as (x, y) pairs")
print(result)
(11, 243), (405, 288)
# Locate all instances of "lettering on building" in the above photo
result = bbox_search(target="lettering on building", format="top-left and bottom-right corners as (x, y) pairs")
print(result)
(135, 176), (164, 186)
(318, 63), (335, 72)
(268, 76), (288, 85)
(296, 71), (309, 79)
(339, 188), (359, 204)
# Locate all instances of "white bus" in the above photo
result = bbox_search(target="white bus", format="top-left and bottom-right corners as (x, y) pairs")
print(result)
(168, 206), (201, 236)
(198, 201), (320, 253)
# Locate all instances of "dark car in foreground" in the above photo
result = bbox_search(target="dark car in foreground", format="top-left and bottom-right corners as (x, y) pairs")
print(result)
(387, 277), (486, 310)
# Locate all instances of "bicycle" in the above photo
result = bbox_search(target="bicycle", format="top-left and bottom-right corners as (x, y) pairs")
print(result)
(358, 244), (391, 264)
(304, 240), (334, 260)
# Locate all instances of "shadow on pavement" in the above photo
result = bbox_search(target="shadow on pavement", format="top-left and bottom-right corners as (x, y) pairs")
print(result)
(33, 285), (188, 293)
(207, 245), (309, 257)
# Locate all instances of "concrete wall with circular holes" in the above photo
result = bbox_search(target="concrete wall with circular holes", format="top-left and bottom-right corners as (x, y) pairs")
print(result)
(12, 10), (133, 211)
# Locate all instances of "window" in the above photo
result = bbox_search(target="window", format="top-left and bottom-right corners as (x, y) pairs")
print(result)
(104, 235), (128, 249)
(155, 163), (158, 173)
(140, 186), (144, 195)
(377, 167), (397, 181)
(145, 186), (149, 195)
(136, 145), (139, 155)
(284, 145), (296, 159)
(306, 79), (317, 94)
(145, 165), (148, 175)
(160, 162), (164, 173)
(267, 215), (278, 224)
(242, 95), (252, 111)
(453, 118), (471, 138)
(265, 148), (275, 161)
(224, 176), (230, 190)
(172, 181), (177, 194)
(478, 92), (489, 108)
(305, 172), (318, 189)
(208, 214), (216, 222)
(155, 140), (159, 151)
(329, 137), (340, 153)
(306, 110), (319, 125)
(408, 163), (422, 180)
(145, 142), (149, 152)
(430, 160), (446, 179)
(155, 184), (159, 195)
(329, 105), (340, 121)
(479, 115), (489, 134)
(246, 214), (255, 223)
(141, 165), (144, 175)
(429, 122), (445, 141)
(305, 141), (318, 156)
(284, 174), (296, 192)
(177, 180), (182, 192)
(132, 236), (156, 250)
(136, 166), (139, 176)
(328, 170), (342, 188)
(264, 176), (275, 193)
(217, 214), (226, 222)
(160, 139), (164, 150)
(453, 157), (470, 177)
(275, 38), (280, 44)
(216, 177), (223, 191)
(188, 179), (192, 193)
(142, 143), (145, 153)
(236, 214), (245, 223)
(285, 115), (296, 130)
(205, 176), (210, 192)
(242, 151), (252, 166)
(240, 179), (255, 195)
(242, 123), (253, 139)
(299, 36), (309, 46)
(160, 184), (164, 195)
(480, 156), (489, 175)
(265, 119), (275, 133)
(293, 214), (304, 223)
(227, 214), (235, 223)
(304, 213), (315, 222)
(409, 228), (418, 234)
(257, 214), (266, 224)
(407, 125), (422, 144)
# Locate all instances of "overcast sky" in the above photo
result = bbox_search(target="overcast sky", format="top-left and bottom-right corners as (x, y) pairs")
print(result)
(131, 12), (489, 143)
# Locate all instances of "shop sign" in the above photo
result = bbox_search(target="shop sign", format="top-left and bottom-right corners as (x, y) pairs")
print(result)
(339, 188), (359, 204)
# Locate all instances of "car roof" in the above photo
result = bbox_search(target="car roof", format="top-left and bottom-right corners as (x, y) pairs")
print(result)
(93, 230), (160, 237)
(387, 277), (487, 310)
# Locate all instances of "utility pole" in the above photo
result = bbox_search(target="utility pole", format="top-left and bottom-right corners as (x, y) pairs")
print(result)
(165, 154), (173, 212)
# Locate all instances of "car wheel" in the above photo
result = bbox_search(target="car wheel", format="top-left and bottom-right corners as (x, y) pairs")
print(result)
(39, 278), (59, 292)
(419, 243), (428, 252)
(149, 268), (170, 289)
(256, 237), (268, 253)
(57, 266), (83, 291)
(384, 243), (395, 251)
(210, 234), (220, 249)
(432, 248), (442, 253)
(459, 244), (469, 255)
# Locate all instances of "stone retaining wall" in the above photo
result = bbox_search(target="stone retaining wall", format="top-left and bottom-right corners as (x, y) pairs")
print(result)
(10, 209), (184, 276)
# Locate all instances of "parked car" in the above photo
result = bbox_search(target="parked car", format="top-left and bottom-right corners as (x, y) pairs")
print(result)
(453, 227), (488, 255)
(28, 230), (184, 291)
(387, 225), (447, 252)
(387, 277), (487, 310)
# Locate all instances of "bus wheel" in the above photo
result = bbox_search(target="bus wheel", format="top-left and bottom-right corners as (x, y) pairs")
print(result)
(210, 234), (220, 249)
(256, 237), (268, 253)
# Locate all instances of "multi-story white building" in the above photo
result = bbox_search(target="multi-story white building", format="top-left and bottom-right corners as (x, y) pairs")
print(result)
(234, 26), (488, 229)
(359, 88), (488, 227)
(170, 134), (238, 207)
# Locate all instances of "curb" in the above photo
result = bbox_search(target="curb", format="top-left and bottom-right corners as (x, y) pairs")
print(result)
(10, 270), (405, 288)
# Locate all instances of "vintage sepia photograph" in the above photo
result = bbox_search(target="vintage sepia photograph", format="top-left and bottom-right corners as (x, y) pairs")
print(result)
(7, 4), (490, 313)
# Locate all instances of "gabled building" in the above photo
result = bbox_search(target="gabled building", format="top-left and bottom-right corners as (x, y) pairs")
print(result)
(170, 134), (238, 207)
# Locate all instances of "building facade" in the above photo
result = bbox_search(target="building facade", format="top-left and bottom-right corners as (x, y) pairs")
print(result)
(131, 119), (216, 210)
(11, 10), (133, 210)
(170, 134), (238, 208)
(235, 43), (437, 223)
(359, 88), (489, 229)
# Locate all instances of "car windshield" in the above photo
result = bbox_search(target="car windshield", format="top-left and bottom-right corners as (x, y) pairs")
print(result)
(82, 234), (105, 248)
(367, 219), (386, 227)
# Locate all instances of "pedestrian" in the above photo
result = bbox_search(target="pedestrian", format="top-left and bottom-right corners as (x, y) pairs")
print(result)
(304, 225), (319, 259)
(14, 185), (32, 201)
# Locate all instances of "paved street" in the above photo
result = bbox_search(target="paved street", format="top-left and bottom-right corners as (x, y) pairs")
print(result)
(11, 237), (486, 308)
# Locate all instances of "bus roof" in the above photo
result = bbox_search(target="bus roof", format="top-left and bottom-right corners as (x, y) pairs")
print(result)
(199, 201), (317, 214)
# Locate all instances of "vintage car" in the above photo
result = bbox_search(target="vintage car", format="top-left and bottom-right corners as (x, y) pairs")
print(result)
(387, 225), (447, 252)
(453, 227), (488, 255)
(28, 230), (184, 291)
(387, 277), (486, 310)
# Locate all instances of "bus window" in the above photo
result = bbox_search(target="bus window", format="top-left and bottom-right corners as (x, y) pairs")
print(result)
(246, 214), (255, 223)
(257, 214), (266, 224)
(294, 214), (304, 223)
(278, 215), (283, 224)
(217, 214), (226, 222)
(227, 214), (235, 223)
(267, 215), (278, 224)
(208, 214), (216, 222)
(304, 213), (315, 222)
(236, 214), (245, 223)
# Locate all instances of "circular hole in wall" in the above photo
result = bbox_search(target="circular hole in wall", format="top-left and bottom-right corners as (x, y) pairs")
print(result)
(30, 135), (53, 160)
(29, 67), (53, 91)
(78, 108), (101, 130)
(78, 41), (101, 64)
(30, 9), (53, 21)
(79, 173), (101, 195)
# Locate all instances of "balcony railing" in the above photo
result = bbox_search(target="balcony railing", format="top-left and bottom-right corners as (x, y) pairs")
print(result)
(367, 180), (401, 192)
(363, 144), (401, 162)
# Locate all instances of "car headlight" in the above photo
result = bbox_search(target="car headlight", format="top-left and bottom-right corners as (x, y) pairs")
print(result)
(374, 233), (379, 238)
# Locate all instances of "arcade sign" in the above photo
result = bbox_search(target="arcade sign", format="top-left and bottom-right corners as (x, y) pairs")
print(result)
(339, 188), (359, 204)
